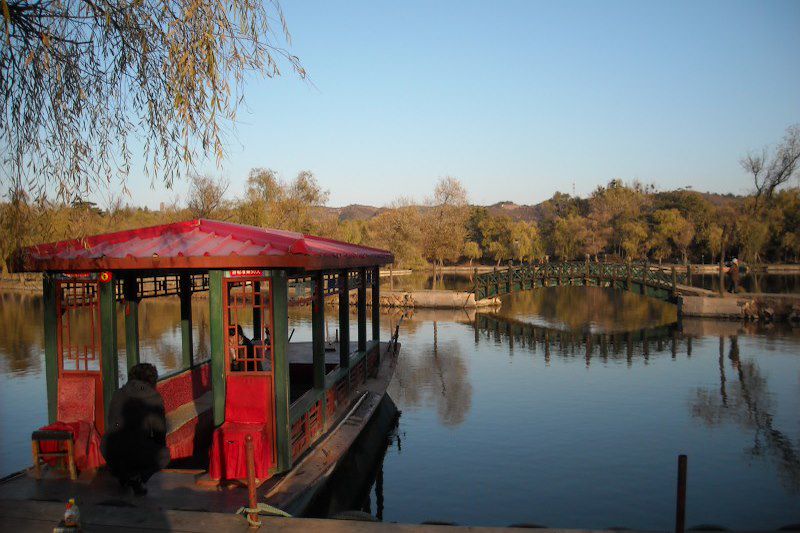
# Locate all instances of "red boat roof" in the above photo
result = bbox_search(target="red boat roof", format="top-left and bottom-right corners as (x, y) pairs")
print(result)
(14, 219), (394, 272)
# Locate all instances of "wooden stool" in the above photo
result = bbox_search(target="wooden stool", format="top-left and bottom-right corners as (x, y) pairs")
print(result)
(31, 430), (77, 480)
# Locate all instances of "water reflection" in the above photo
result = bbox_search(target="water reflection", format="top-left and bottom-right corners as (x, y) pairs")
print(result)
(691, 335), (800, 492)
(387, 310), (473, 427)
(0, 292), (210, 379)
(475, 312), (684, 366)
(497, 287), (678, 333)
(0, 293), (44, 376)
(3, 286), (800, 528)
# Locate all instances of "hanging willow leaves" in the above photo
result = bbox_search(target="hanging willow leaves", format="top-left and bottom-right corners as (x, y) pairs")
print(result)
(0, 0), (305, 202)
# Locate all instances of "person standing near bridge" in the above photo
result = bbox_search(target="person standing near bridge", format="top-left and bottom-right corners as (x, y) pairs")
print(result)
(727, 258), (741, 293)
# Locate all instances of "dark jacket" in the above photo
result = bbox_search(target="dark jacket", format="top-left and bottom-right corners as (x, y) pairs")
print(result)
(729, 263), (741, 283)
(101, 379), (169, 475)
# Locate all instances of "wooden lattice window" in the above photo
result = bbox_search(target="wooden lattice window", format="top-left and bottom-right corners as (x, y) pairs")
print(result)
(56, 280), (101, 372)
(224, 277), (273, 373)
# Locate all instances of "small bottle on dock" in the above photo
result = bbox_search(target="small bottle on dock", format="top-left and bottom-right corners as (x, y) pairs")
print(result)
(53, 497), (81, 532)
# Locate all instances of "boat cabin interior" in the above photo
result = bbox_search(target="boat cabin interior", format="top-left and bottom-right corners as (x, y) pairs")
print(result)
(10, 219), (394, 487)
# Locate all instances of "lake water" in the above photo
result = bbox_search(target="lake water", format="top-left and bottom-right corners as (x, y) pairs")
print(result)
(1, 288), (799, 529)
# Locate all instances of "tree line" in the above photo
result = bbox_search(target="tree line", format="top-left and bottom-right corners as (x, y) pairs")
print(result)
(1, 167), (798, 275)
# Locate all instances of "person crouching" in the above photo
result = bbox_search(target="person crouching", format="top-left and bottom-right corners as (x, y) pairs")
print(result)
(101, 363), (170, 495)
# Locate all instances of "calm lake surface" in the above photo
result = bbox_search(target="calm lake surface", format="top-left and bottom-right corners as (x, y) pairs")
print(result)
(1, 287), (799, 529)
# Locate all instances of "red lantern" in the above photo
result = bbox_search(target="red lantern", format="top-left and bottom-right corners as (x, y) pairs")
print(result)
(99, 271), (112, 283)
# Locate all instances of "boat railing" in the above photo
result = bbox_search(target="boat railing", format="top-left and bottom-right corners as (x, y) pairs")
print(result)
(289, 340), (381, 462)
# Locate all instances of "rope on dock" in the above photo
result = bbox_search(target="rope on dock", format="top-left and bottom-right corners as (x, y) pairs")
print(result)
(236, 502), (292, 526)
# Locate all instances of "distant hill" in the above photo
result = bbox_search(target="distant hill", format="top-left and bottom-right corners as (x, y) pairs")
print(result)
(323, 190), (746, 223)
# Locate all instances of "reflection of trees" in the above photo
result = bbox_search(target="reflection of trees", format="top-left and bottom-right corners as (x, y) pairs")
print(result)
(0, 292), (43, 374)
(0, 293), (212, 378)
(388, 312), (472, 427)
(691, 336), (800, 491)
(135, 297), (211, 374)
(500, 287), (677, 333)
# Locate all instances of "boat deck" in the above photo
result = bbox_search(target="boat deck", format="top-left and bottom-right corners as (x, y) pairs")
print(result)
(0, 340), (398, 519)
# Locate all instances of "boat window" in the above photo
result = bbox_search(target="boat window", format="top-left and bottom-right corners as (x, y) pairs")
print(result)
(225, 278), (273, 373)
(57, 280), (101, 372)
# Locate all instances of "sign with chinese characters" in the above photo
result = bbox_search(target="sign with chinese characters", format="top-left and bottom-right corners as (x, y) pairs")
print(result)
(56, 272), (97, 280)
(225, 269), (268, 278)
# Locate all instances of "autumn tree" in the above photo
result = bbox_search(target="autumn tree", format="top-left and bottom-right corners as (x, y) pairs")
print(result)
(187, 174), (230, 220)
(702, 224), (724, 263)
(462, 241), (482, 268)
(1, 0), (304, 202)
(586, 180), (650, 257)
(619, 220), (648, 260)
(421, 177), (469, 272)
(552, 214), (585, 261)
(369, 200), (424, 268)
(651, 208), (695, 263)
(508, 221), (543, 263)
(237, 168), (330, 233)
(735, 217), (769, 263)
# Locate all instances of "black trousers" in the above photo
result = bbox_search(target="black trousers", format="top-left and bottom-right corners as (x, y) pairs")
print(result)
(105, 435), (170, 484)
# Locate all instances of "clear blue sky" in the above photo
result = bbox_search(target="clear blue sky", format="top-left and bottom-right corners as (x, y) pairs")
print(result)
(126, 0), (800, 209)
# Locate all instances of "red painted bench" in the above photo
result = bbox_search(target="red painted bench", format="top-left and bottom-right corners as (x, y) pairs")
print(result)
(157, 362), (214, 461)
(208, 374), (274, 481)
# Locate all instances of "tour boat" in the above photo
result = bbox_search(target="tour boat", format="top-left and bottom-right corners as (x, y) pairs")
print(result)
(0, 219), (400, 519)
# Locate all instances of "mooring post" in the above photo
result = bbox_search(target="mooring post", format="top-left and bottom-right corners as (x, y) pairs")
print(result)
(473, 268), (478, 299)
(686, 264), (692, 287)
(245, 434), (259, 528)
(641, 261), (649, 295)
(675, 454), (687, 533)
(718, 258), (725, 296)
(493, 265), (499, 297)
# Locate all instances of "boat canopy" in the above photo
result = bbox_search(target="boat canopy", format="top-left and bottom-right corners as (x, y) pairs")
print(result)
(13, 219), (393, 272)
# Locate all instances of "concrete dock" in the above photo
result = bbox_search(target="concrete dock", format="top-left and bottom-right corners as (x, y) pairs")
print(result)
(0, 499), (610, 533)
(679, 292), (800, 320)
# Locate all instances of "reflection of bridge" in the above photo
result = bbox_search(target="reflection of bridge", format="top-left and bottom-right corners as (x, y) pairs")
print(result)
(474, 313), (691, 362)
(474, 262), (693, 302)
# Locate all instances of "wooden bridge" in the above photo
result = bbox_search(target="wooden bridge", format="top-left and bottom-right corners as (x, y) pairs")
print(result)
(473, 261), (697, 302)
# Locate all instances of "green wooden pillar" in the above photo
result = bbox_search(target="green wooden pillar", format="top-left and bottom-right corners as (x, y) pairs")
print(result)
(179, 273), (194, 369)
(338, 269), (350, 368)
(372, 266), (380, 342)
(99, 277), (119, 423)
(357, 268), (367, 352)
(271, 270), (292, 472)
(312, 272), (326, 391)
(42, 273), (59, 424)
(123, 274), (140, 372)
(209, 270), (226, 427)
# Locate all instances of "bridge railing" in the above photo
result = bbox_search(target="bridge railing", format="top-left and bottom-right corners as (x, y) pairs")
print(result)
(474, 261), (686, 300)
